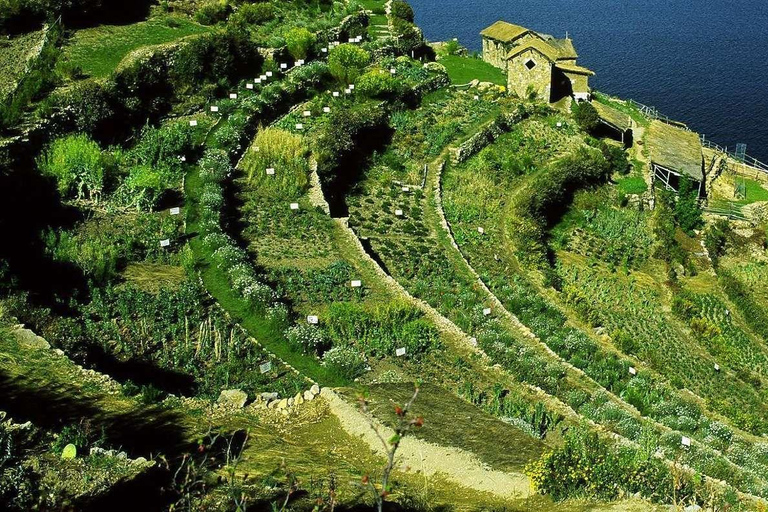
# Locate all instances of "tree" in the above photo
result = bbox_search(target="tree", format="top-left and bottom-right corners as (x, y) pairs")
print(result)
(572, 101), (600, 132)
(327, 43), (370, 84)
(285, 27), (316, 61)
(390, 0), (414, 22)
(39, 134), (104, 201)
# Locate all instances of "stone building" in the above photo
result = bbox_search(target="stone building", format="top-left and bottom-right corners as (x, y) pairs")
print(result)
(647, 120), (705, 197)
(480, 21), (594, 102)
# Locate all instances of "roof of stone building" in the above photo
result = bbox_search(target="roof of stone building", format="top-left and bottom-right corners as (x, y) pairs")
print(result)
(548, 38), (579, 59)
(592, 101), (632, 132)
(647, 120), (704, 181)
(506, 39), (561, 62)
(555, 62), (595, 76)
(481, 21), (532, 42)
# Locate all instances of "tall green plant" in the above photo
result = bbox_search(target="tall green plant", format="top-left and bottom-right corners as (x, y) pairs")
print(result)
(38, 134), (105, 201)
(327, 43), (370, 84)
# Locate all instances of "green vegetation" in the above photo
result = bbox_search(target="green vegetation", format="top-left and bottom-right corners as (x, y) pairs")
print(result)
(328, 43), (371, 84)
(438, 54), (506, 86)
(63, 16), (212, 78)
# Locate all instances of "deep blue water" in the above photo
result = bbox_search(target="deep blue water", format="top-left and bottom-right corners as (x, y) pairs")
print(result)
(410, 0), (768, 162)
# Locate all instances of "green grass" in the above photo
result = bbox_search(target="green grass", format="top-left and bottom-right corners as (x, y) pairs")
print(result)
(63, 16), (211, 78)
(736, 178), (768, 205)
(439, 55), (506, 86)
(592, 91), (649, 127)
(617, 175), (648, 195)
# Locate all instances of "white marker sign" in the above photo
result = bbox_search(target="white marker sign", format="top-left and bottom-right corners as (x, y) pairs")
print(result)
(402, 187), (410, 192)
(170, 207), (181, 215)
(246, 83), (254, 89)
(290, 203), (300, 210)
(395, 209), (403, 216)
(321, 47), (328, 53)
(189, 120), (198, 127)
(333, 91), (340, 97)
(629, 366), (637, 376)
(266, 71), (273, 77)
(474, 95), (480, 101)
(303, 110), (311, 117)
(477, 227), (485, 234)
(390, 68), (397, 74)
(259, 362), (272, 374)
(307, 315), (319, 325)
(255, 78), (262, 84)
(351, 280), (362, 288)
(714, 363), (721, 372)
(344, 88), (351, 94)
(230, 93), (237, 99)
(160, 239), (170, 248)
(483, 308), (491, 316)
(266, 168), (275, 175)
(323, 106), (331, 113)
(681, 436), (691, 447)
(349, 84), (355, 90)
(349, 37), (355, 43)
(396, 347), (406, 357)
(280, 63), (288, 69)
(295, 123), (304, 130)
(210, 106), (219, 112)
(260, 74), (267, 81)
(470, 337), (478, 347)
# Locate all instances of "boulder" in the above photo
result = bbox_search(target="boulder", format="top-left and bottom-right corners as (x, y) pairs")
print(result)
(275, 399), (289, 410)
(13, 326), (49, 350)
(294, 393), (304, 405)
(260, 392), (279, 402)
(218, 389), (248, 409)
(303, 390), (315, 401)
(310, 384), (320, 396)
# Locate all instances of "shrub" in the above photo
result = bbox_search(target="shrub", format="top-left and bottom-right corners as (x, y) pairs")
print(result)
(704, 219), (730, 268)
(572, 101), (600, 132)
(323, 345), (367, 380)
(390, 0), (414, 22)
(285, 27), (316, 61)
(38, 134), (104, 201)
(328, 43), (371, 84)
(230, 2), (274, 26)
(355, 68), (403, 99)
(675, 176), (703, 235)
(195, 0), (230, 25)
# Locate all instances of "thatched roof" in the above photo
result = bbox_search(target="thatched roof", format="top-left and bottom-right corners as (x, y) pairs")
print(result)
(592, 101), (632, 132)
(556, 62), (595, 76)
(647, 120), (704, 181)
(481, 21), (531, 43)
(506, 39), (560, 62)
(548, 38), (578, 60)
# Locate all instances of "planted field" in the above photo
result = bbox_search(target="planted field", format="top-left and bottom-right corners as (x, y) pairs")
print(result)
(62, 16), (211, 78)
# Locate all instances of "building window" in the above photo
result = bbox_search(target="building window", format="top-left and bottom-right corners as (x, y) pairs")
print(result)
(525, 59), (537, 70)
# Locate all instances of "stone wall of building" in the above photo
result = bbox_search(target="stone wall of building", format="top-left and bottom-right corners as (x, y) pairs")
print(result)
(507, 49), (552, 100)
(482, 38), (509, 70)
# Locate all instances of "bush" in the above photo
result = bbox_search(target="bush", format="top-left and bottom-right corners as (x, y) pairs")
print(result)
(230, 2), (274, 26)
(323, 345), (367, 380)
(195, 0), (231, 25)
(703, 219), (730, 268)
(674, 176), (703, 235)
(572, 101), (600, 132)
(327, 43), (371, 84)
(286, 324), (327, 354)
(38, 134), (105, 201)
(390, 0), (414, 22)
(355, 68), (403, 99)
(285, 27), (316, 61)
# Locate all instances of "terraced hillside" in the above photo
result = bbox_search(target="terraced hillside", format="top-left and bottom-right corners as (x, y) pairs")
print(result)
(1, 0), (768, 510)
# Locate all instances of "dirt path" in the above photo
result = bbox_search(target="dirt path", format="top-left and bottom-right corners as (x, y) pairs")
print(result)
(320, 388), (532, 500)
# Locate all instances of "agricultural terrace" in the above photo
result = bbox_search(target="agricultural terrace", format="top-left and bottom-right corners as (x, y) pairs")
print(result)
(0, 28), (47, 99)
(2, 0), (768, 509)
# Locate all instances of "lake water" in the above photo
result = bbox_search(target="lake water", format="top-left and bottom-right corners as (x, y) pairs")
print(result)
(410, 0), (768, 163)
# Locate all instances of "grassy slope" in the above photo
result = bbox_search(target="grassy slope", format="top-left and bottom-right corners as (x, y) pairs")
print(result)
(63, 16), (211, 78)
(439, 55), (506, 86)
(0, 29), (46, 98)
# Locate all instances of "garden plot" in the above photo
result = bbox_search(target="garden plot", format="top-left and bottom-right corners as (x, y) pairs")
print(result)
(441, 117), (768, 496)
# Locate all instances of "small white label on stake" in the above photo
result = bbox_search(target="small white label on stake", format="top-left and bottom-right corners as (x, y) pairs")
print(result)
(349, 37), (355, 43)
(266, 71), (273, 77)
(298, 59), (305, 65)
(281, 63), (288, 69)
(303, 110), (311, 117)
(396, 347), (406, 357)
(290, 203), (300, 210)
(556, 122), (563, 128)
(260, 74), (267, 80)
(189, 120), (198, 127)
(260, 362), (272, 374)
(714, 363), (721, 371)
(470, 337), (478, 347)
(681, 436), (691, 447)
(402, 187), (410, 192)
(333, 91), (340, 97)
(255, 78), (262, 84)
(160, 239), (170, 247)
(395, 209), (403, 216)
(307, 315), (319, 325)
(351, 280), (362, 288)
(474, 95), (480, 100)
(296, 123), (304, 130)
(266, 168), (275, 175)
(629, 366), (637, 376)
(323, 106), (331, 113)
(322, 47), (328, 53)
(230, 93), (237, 99)
(246, 83), (254, 89)
(344, 88), (351, 94)
(170, 207), (181, 215)
(483, 308), (491, 316)
(210, 106), (219, 112)
(477, 227), (485, 234)
(390, 68), (396, 74)
(349, 84), (355, 90)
